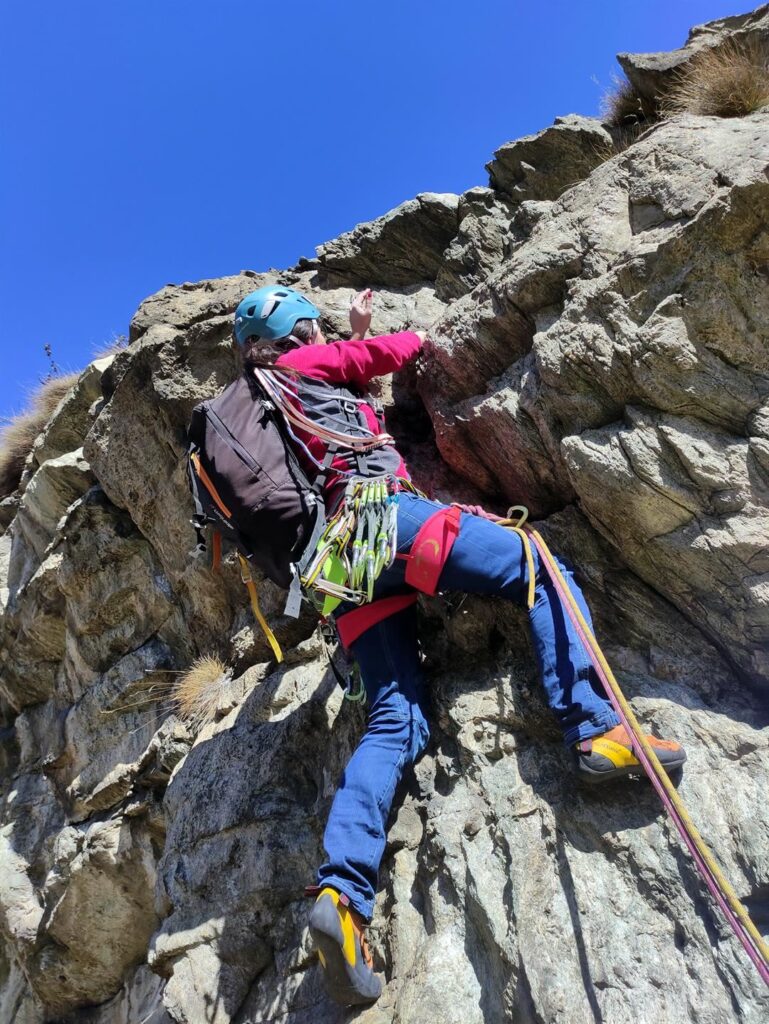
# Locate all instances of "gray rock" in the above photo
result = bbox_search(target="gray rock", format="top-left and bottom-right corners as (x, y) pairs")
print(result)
(304, 192), (460, 287)
(436, 186), (518, 300)
(13, 449), (94, 562)
(58, 639), (181, 820)
(487, 115), (613, 201)
(128, 272), (274, 343)
(32, 357), (113, 468)
(59, 966), (171, 1024)
(0, 494), (21, 533)
(29, 815), (159, 1015)
(0, 752), (162, 1017)
(0, 546), (66, 710)
(0, 953), (45, 1024)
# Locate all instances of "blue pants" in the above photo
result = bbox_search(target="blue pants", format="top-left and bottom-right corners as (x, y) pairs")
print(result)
(318, 494), (620, 919)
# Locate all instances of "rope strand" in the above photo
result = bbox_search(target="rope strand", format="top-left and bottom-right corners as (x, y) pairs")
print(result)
(524, 526), (769, 986)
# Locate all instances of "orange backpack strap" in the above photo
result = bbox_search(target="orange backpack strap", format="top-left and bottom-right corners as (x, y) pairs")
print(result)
(404, 505), (462, 596)
(190, 451), (233, 520)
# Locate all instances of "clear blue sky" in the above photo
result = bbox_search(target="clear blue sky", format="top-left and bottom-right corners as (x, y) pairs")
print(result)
(0, 0), (752, 419)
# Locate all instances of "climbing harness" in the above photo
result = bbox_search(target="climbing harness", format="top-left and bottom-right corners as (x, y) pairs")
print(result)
(499, 513), (769, 988)
(401, 504), (462, 595)
(335, 593), (419, 651)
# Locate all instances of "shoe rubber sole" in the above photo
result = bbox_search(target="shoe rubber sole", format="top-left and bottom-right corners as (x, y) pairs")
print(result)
(309, 895), (381, 1006)
(578, 750), (687, 785)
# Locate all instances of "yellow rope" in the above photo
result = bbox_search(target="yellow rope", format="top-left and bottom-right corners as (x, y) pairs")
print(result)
(496, 507), (535, 610)
(527, 526), (769, 968)
(238, 556), (284, 663)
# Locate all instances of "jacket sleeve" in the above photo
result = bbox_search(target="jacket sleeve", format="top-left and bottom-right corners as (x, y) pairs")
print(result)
(275, 332), (423, 388)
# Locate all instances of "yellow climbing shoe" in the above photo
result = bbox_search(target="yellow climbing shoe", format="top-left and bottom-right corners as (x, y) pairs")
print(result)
(309, 887), (381, 1005)
(576, 724), (687, 783)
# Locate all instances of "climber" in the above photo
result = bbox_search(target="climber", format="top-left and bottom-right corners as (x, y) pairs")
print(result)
(231, 284), (688, 1007)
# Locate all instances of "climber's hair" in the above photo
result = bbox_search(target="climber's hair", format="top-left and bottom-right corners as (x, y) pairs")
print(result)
(238, 318), (316, 373)
(287, 319), (317, 345)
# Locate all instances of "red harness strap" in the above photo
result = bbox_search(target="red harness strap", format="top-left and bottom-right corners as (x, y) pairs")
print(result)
(403, 505), (461, 596)
(335, 505), (462, 648)
(335, 593), (418, 650)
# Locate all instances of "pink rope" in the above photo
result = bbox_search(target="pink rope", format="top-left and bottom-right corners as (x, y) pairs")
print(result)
(528, 531), (769, 988)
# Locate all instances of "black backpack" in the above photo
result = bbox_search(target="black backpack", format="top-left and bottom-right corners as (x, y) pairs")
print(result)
(186, 374), (326, 617)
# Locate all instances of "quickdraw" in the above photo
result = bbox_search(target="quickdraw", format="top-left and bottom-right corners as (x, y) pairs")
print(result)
(302, 474), (403, 615)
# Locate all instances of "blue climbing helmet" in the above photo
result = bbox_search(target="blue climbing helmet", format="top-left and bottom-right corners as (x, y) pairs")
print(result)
(234, 286), (322, 346)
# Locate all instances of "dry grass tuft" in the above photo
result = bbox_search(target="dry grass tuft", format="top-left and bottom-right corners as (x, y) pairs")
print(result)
(172, 655), (229, 731)
(92, 334), (129, 360)
(0, 373), (80, 499)
(601, 75), (659, 127)
(664, 38), (769, 118)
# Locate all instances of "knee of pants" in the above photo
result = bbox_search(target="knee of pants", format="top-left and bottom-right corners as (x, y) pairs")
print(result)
(365, 675), (431, 765)
(369, 701), (429, 765)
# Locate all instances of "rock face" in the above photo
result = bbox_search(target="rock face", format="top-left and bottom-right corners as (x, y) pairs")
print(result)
(425, 110), (769, 688)
(303, 192), (460, 288)
(618, 3), (769, 102)
(1, 11), (768, 1024)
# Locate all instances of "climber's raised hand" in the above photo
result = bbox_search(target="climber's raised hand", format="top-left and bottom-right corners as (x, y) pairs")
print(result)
(349, 288), (373, 340)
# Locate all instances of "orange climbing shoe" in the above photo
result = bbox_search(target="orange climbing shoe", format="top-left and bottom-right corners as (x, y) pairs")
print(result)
(309, 887), (381, 1006)
(576, 724), (687, 783)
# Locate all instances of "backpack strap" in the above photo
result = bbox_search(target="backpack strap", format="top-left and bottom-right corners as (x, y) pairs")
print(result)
(284, 495), (327, 618)
(263, 399), (331, 618)
(187, 446), (210, 556)
(190, 451), (233, 520)
(311, 441), (339, 499)
(211, 530), (222, 572)
(238, 555), (284, 662)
